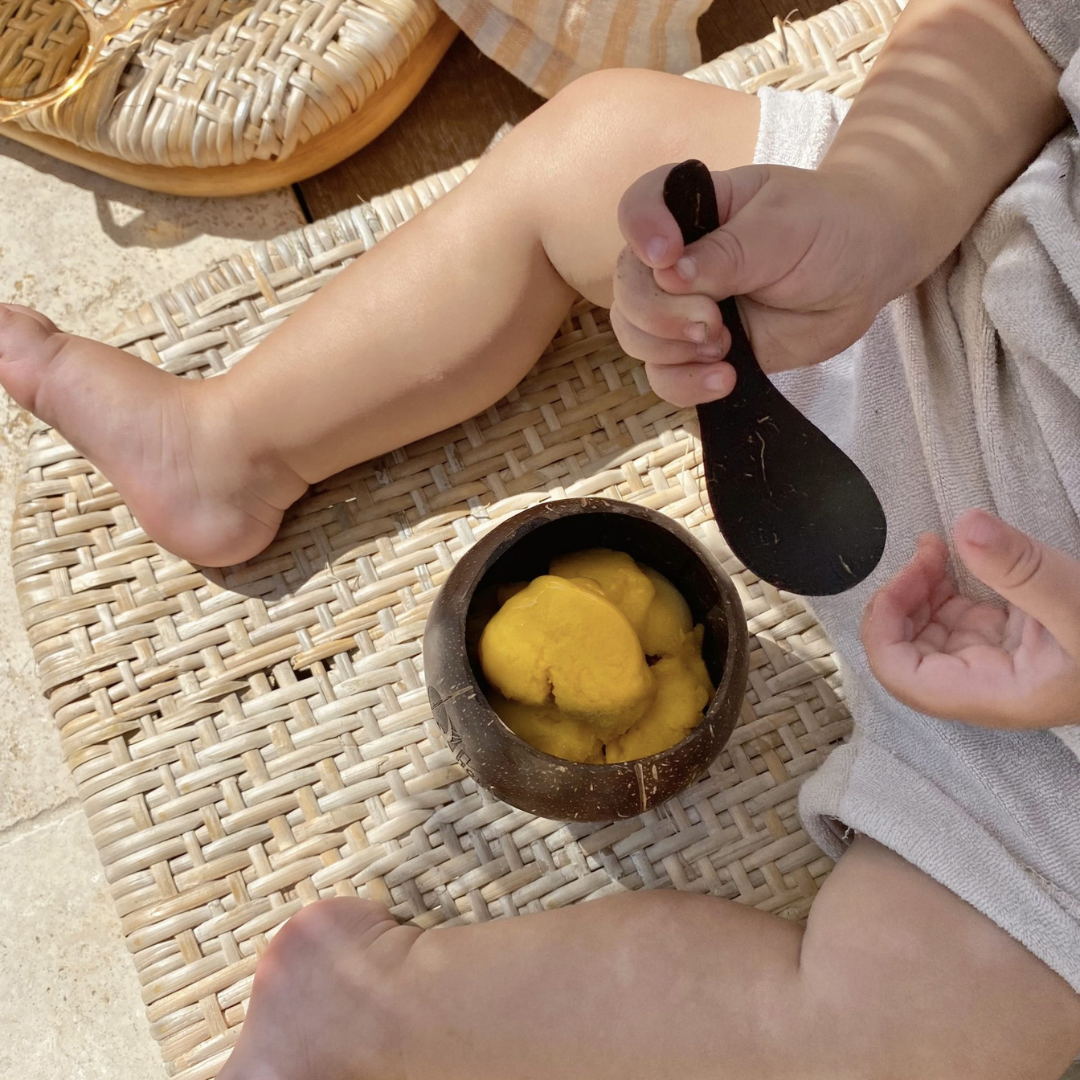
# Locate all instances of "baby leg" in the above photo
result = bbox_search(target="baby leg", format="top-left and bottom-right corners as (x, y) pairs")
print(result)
(218, 839), (1080, 1080)
(0, 70), (759, 567)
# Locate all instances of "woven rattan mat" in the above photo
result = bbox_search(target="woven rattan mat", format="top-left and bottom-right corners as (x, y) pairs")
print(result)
(10, 5), (905, 1076)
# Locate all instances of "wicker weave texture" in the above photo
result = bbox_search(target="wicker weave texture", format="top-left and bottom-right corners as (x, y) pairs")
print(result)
(688, 0), (904, 98)
(0, 0), (90, 99)
(12, 0), (438, 167)
(7, 10), (905, 1076)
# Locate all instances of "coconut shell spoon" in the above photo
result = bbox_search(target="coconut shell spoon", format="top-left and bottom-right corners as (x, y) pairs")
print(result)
(661, 159), (886, 595)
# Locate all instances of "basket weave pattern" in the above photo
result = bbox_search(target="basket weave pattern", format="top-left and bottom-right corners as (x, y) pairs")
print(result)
(0, 0), (90, 99)
(9, 7), (903, 1077)
(12, 0), (437, 166)
(688, 0), (903, 98)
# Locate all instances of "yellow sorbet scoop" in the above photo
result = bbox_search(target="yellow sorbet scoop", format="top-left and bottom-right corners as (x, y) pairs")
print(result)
(638, 565), (694, 658)
(490, 694), (605, 764)
(549, 549), (655, 636)
(606, 627), (714, 763)
(478, 575), (655, 739)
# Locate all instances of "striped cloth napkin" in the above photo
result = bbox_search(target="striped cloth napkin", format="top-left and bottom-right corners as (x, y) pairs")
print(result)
(435, 0), (713, 97)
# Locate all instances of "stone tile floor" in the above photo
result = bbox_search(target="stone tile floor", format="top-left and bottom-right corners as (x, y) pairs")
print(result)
(0, 136), (305, 1079)
(1, 134), (1078, 1080)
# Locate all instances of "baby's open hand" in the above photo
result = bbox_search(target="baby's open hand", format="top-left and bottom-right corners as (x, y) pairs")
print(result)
(862, 510), (1080, 729)
(610, 162), (899, 406)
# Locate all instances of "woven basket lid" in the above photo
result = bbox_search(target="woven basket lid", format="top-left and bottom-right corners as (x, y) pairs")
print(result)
(11, 0), (441, 169)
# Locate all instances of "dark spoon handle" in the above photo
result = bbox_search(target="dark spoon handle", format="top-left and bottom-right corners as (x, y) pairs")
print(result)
(660, 163), (772, 394)
(661, 159), (887, 596)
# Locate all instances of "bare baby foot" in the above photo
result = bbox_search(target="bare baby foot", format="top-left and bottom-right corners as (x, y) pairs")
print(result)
(0, 304), (307, 566)
(218, 898), (419, 1080)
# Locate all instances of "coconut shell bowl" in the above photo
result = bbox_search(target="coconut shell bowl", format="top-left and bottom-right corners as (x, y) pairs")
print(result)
(423, 498), (749, 822)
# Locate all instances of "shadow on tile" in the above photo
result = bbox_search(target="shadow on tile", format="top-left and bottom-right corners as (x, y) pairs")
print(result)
(0, 135), (304, 247)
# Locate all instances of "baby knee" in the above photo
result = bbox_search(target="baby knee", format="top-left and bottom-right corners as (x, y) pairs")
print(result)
(504, 68), (668, 164)
(499, 67), (751, 223)
(554, 66), (669, 108)
(538, 67), (678, 147)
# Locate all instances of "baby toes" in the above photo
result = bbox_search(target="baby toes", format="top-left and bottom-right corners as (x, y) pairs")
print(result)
(0, 302), (67, 414)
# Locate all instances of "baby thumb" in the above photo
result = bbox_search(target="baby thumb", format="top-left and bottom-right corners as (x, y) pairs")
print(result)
(618, 163), (689, 270)
(653, 166), (773, 300)
(955, 509), (1080, 656)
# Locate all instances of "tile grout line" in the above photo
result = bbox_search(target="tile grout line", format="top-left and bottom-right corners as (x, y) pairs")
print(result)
(0, 796), (82, 847)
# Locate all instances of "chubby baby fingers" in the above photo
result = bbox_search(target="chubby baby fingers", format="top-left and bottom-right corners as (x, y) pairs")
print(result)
(955, 509), (1080, 659)
(645, 358), (736, 408)
(612, 246), (725, 345)
(611, 302), (729, 365)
